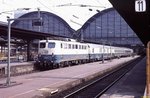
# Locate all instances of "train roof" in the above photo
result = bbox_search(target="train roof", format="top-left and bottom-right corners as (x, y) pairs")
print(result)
(39, 39), (87, 45)
(39, 39), (133, 50)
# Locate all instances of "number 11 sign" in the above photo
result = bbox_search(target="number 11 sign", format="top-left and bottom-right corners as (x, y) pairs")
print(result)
(135, 0), (146, 12)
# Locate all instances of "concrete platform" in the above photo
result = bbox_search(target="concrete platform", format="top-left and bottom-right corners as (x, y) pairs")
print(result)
(100, 57), (146, 98)
(0, 56), (139, 98)
(0, 61), (35, 68)
(0, 62), (35, 76)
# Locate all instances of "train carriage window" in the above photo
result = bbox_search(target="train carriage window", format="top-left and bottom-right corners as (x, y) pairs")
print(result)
(61, 43), (63, 48)
(75, 44), (78, 49)
(72, 44), (75, 49)
(48, 42), (55, 48)
(40, 43), (46, 48)
(82, 45), (85, 49)
(69, 44), (71, 49)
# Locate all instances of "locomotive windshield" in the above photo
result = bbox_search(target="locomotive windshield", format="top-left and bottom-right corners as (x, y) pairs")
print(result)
(48, 42), (55, 48)
(40, 43), (46, 48)
(39, 42), (55, 48)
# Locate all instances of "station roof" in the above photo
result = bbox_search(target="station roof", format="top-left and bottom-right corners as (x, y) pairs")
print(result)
(0, 0), (112, 31)
(11, 11), (75, 39)
(0, 23), (60, 41)
(108, 0), (150, 46)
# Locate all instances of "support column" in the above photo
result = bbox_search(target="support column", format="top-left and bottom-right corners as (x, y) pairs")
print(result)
(27, 40), (32, 61)
(147, 41), (150, 96)
(0, 45), (2, 53)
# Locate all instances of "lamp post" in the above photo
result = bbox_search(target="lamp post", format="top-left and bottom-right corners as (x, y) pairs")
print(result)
(6, 9), (41, 86)
(6, 18), (11, 85)
(102, 41), (105, 63)
(109, 42), (112, 62)
(37, 8), (41, 32)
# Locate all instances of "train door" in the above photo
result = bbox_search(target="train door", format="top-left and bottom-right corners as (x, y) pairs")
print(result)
(60, 43), (63, 60)
(88, 45), (91, 61)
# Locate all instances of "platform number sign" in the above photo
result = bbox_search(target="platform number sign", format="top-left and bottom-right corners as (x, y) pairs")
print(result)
(135, 0), (146, 12)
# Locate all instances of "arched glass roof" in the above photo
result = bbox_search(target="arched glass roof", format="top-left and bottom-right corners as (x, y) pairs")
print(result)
(12, 11), (75, 38)
(79, 8), (143, 46)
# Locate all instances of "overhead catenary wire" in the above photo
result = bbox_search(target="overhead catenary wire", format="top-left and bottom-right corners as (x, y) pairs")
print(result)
(36, 0), (55, 13)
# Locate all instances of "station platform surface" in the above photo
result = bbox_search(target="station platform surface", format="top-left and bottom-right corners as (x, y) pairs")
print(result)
(0, 61), (35, 76)
(0, 56), (139, 98)
(0, 61), (35, 68)
(100, 57), (146, 98)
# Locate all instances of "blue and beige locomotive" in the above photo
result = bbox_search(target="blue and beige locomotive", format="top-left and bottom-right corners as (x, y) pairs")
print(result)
(35, 39), (133, 70)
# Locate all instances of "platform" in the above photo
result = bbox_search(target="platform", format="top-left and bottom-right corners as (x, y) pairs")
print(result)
(0, 56), (139, 98)
(0, 61), (35, 76)
(0, 61), (35, 68)
(100, 57), (146, 98)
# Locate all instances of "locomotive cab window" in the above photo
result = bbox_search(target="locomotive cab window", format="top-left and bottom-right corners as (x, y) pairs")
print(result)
(40, 43), (46, 48)
(48, 42), (55, 48)
(61, 43), (63, 48)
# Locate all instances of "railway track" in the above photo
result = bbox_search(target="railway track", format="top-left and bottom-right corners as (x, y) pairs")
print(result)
(51, 56), (143, 98)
